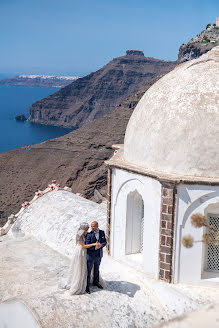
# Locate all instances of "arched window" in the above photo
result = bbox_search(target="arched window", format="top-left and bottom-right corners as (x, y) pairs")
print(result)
(125, 191), (144, 255)
(205, 213), (219, 273)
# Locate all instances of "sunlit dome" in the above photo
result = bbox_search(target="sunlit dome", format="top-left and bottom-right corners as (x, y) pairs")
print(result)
(124, 46), (219, 178)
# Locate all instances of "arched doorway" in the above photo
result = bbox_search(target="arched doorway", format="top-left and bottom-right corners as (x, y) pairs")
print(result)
(125, 190), (144, 255)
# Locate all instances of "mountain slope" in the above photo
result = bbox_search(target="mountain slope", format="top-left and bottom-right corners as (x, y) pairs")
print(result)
(0, 74), (169, 226)
(29, 50), (176, 128)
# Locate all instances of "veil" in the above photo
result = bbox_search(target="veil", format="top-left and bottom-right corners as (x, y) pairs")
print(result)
(76, 222), (89, 243)
(59, 222), (89, 292)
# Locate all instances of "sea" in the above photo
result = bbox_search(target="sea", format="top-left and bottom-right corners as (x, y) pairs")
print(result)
(0, 74), (72, 153)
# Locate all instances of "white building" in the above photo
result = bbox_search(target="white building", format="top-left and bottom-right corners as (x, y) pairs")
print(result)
(2, 189), (214, 327)
(106, 46), (219, 284)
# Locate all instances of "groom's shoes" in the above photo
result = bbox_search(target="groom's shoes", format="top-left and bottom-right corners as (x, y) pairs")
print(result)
(93, 283), (103, 289)
(86, 287), (90, 294)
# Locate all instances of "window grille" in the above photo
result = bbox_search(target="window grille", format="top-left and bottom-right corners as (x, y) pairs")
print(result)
(206, 214), (219, 272)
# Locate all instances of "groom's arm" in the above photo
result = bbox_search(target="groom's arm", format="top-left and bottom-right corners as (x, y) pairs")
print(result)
(100, 230), (107, 249)
(85, 233), (96, 251)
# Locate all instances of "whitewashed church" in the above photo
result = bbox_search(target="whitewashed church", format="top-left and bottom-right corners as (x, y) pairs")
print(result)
(106, 46), (219, 284)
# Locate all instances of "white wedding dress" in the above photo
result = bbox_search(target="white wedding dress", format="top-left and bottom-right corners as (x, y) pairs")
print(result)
(60, 235), (87, 295)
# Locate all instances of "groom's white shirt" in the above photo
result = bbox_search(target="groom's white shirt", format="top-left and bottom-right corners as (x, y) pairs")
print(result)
(94, 230), (99, 241)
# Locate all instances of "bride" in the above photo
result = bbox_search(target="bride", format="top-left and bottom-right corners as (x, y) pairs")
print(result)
(59, 222), (99, 295)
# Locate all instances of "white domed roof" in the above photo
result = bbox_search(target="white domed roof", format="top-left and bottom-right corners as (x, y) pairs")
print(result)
(124, 46), (219, 178)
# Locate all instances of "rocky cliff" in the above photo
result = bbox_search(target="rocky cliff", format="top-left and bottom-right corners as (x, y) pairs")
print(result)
(29, 51), (176, 128)
(0, 74), (169, 226)
(178, 25), (219, 62)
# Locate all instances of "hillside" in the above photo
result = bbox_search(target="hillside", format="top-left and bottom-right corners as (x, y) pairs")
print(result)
(29, 50), (176, 129)
(178, 25), (219, 62)
(0, 74), (168, 226)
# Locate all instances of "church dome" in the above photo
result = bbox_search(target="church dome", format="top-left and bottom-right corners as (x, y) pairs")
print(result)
(124, 46), (219, 178)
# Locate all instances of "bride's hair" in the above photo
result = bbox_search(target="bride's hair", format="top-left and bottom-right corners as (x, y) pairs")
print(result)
(76, 222), (89, 243)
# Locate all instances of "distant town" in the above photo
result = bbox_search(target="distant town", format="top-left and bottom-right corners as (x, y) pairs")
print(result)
(0, 74), (79, 88)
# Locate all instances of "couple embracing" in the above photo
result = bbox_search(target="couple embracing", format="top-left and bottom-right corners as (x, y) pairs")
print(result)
(60, 221), (107, 295)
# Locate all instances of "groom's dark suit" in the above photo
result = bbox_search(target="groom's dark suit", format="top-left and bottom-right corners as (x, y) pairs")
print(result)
(85, 230), (107, 287)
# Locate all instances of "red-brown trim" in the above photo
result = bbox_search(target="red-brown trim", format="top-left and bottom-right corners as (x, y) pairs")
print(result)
(158, 183), (177, 283)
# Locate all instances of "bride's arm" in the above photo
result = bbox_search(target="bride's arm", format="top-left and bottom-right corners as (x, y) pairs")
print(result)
(79, 237), (97, 249)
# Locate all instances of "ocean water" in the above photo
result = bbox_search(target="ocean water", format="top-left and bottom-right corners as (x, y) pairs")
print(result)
(0, 80), (72, 153)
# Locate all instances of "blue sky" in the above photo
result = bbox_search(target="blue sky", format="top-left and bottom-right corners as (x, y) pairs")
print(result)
(0, 0), (218, 76)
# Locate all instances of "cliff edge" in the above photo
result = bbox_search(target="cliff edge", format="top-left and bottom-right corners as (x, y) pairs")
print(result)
(29, 51), (176, 128)
(178, 25), (219, 62)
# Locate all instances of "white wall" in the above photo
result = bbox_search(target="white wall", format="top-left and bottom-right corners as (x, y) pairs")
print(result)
(10, 190), (106, 258)
(110, 168), (161, 279)
(0, 301), (40, 328)
(174, 184), (219, 284)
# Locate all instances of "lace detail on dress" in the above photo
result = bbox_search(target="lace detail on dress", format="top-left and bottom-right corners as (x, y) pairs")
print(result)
(59, 236), (87, 294)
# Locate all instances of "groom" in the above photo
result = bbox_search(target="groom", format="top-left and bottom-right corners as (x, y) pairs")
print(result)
(85, 221), (107, 294)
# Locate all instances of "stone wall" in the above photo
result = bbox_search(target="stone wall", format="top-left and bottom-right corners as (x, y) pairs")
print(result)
(159, 183), (176, 283)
